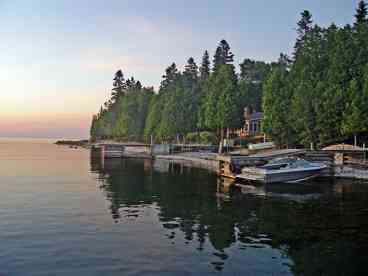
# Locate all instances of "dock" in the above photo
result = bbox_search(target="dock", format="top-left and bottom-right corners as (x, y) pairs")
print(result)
(91, 142), (368, 181)
(217, 149), (307, 178)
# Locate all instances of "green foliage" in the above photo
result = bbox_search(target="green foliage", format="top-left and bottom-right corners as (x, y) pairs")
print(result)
(262, 1), (368, 147)
(113, 87), (153, 140)
(200, 64), (240, 131)
(342, 72), (368, 137)
(199, 131), (217, 145)
(355, 0), (368, 26)
(294, 10), (313, 57)
(92, 2), (368, 148)
(239, 59), (271, 83)
(262, 69), (294, 146)
(213, 40), (234, 73)
(185, 131), (217, 145)
(199, 50), (210, 81)
(143, 95), (163, 141)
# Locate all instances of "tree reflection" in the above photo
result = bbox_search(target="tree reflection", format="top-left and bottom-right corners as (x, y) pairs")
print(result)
(90, 155), (368, 275)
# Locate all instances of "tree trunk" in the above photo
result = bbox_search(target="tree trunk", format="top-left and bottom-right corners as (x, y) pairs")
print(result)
(218, 128), (224, 154)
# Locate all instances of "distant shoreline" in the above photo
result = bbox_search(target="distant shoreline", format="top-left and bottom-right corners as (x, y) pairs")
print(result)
(55, 139), (89, 147)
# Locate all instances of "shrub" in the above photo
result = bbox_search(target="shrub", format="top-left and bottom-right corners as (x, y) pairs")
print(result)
(200, 131), (217, 145)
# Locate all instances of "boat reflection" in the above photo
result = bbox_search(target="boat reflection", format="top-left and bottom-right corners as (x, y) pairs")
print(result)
(90, 155), (368, 275)
(234, 181), (333, 203)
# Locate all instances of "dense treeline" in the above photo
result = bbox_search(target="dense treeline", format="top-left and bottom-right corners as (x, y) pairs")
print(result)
(91, 1), (368, 148)
(90, 40), (275, 143)
(263, 1), (368, 147)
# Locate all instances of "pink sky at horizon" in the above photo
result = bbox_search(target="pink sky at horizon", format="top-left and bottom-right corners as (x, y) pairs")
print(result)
(0, 113), (92, 139)
(0, 0), (355, 138)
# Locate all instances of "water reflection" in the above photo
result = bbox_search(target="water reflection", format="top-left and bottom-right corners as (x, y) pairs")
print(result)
(90, 155), (368, 275)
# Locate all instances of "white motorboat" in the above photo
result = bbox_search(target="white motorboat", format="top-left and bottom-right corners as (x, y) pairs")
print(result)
(236, 157), (327, 184)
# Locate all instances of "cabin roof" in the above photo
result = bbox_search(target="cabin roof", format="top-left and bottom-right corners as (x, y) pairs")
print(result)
(247, 112), (263, 121)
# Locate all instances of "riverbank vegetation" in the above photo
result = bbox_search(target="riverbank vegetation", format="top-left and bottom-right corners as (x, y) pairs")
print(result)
(263, 1), (368, 147)
(90, 40), (275, 143)
(91, 1), (368, 148)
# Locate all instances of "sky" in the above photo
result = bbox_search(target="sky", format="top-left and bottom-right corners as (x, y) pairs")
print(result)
(0, 0), (358, 139)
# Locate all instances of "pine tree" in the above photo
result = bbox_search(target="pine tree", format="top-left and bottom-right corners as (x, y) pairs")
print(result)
(213, 40), (234, 72)
(90, 115), (98, 141)
(291, 81), (318, 146)
(160, 63), (180, 90)
(184, 57), (198, 82)
(112, 70), (125, 102)
(200, 64), (239, 148)
(315, 83), (344, 145)
(144, 96), (163, 141)
(355, 0), (368, 26)
(239, 59), (271, 82)
(199, 50), (210, 81)
(294, 10), (313, 57)
(274, 53), (292, 72)
(342, 70), (368, 138)
(213, 47), (223, 73)
(342, 79), (363, 137)
(136, 81), (142, 90)
(262, 69), (294, 146)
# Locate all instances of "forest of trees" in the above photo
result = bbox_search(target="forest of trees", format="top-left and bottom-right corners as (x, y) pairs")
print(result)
(263, 1), (368, 147)
(90, 39), (274, 143)
(91, 1), (368, 148)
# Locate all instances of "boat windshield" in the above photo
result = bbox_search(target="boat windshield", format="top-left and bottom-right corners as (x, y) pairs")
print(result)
(264, 157), (320, 170)
(267, 157), (296, 165)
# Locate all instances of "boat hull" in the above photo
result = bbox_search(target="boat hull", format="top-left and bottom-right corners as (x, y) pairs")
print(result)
(236, 166), (326, 184)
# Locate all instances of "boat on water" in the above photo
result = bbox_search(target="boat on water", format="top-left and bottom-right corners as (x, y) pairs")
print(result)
(236, 157), (327, 184)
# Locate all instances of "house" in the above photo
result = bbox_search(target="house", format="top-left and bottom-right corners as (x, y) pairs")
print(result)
(236, 107), (263, 137)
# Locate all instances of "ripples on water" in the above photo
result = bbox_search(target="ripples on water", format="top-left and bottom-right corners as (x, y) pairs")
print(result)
(1, 139), (368, 275)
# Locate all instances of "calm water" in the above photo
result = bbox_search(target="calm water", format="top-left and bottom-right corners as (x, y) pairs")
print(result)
(1, 139), (368, 275)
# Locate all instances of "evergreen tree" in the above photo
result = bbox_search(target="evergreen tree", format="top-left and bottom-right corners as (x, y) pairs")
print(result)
(90, 115), (98, 140)
(355, 0), (368, 26)
(294, 10), (313, 57)
(342, 72), (368, 138)
(239, 59), (271, 82)
(315, 83), (344, 145)
(160, 63), (180, 90)
(91, 3), (368, 147)
(352, 1), (368, 82)
(199, 50), (210, 81)
(144, 95), (163, 141)
(200, 64), (239, 145)
(291, 81), (318, 146)
(111, 70), (125, 102)
(213, 40), (234, 72)
(183, 57), (199, 84)
(262, 69), (294, 146)
(157, 84), (191, 140)
(271, 53), (292, 72)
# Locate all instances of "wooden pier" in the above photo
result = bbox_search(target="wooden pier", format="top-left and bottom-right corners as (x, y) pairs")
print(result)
(91, 142), (368, 181)
(217, 149), (307, 178)
(91, 143), (217, 159)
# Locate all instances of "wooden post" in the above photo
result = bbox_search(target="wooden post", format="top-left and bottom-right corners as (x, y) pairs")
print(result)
(100, 145), (105, 168)
(218, 128), (224, 154)
(226, 128), (230, 153)
(364, 143), (366, 164)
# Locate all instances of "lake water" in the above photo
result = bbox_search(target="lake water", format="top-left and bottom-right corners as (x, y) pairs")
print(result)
(1, 138), (368, 275)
